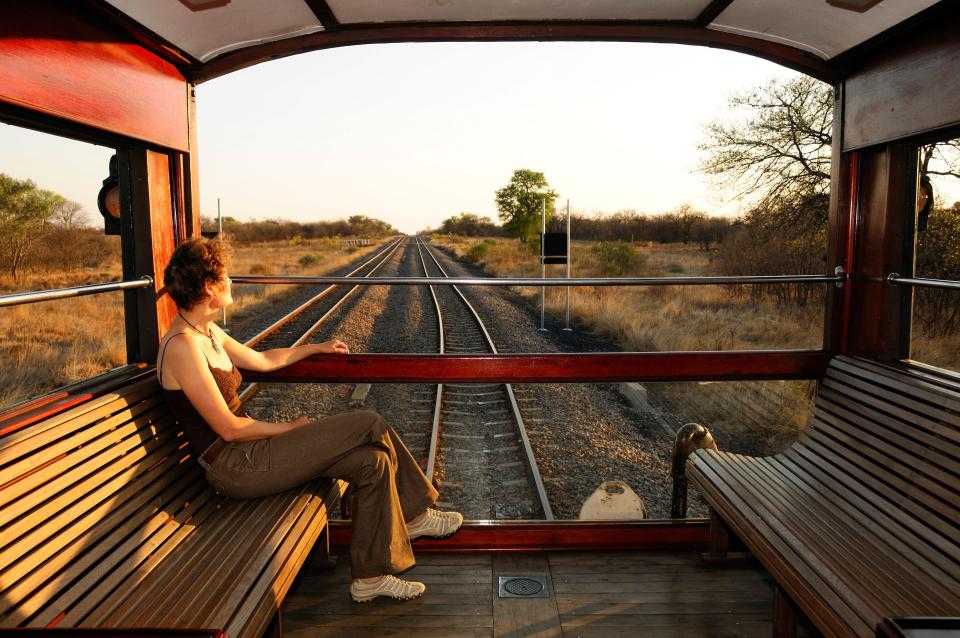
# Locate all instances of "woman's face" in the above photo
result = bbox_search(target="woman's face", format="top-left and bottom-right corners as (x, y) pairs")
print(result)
(208, 274), (233, 309)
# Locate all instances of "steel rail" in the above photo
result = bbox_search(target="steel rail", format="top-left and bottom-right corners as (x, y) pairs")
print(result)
(230, 273), (842, 287)
(414, 240), (445, 482)
(243, 237), (405, 348)
(0, 276), (153, 308)
(417, 236), (555, 520)
(887, 273), (960, 291)
(237, 238), (405, 402)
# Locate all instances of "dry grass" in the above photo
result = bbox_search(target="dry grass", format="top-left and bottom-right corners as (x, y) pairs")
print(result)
(224, 238), (383, 325)
(433, 235), (823, 449)
(434, 236), (823, 352)
(0, 238), (386, 408)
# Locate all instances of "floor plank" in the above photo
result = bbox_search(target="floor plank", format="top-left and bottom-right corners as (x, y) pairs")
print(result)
(492, 554), (562, 638)
(282, 549), (778, 638)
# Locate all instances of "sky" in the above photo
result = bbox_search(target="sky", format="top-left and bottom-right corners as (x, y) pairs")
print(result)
(1, 41), (957, 234)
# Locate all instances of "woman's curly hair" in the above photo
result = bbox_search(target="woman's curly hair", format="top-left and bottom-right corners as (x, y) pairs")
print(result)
(163, 238), (231, 310)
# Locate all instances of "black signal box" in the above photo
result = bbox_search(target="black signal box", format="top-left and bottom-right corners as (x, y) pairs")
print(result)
(542, 232), (568, 265)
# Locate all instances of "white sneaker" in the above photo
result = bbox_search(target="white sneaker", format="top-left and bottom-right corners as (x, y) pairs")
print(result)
(406, 508), (464, 541)
(350, 575), (426, 603)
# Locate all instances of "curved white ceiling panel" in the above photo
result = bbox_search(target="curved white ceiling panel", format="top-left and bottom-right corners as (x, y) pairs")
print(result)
(709, 0), (940, 59)
(326, 0), (711, 24)
(103, 0), (323, 61)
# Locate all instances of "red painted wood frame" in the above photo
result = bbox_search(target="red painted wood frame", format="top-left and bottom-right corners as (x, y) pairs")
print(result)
(240, 350), (830, 384)
(328, 520), (710, 553)
(0, 0), (189, 151)
(845, 144), (915, 361)
(0, 0), (196, 365)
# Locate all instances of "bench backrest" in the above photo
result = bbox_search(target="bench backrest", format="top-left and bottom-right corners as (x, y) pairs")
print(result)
(0, 376), (207, 628)
(804, 356), (960, 584)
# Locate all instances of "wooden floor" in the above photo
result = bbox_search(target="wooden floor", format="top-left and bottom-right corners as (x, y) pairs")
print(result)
(283, 550), (794, 637)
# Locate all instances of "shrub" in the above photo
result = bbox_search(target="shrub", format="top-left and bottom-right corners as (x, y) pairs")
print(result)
(248, 262), (274, 275)
(667, 262), (684, 273)
(590, 241), (638, 276)
(298, 254), (319, 267)
(464, 239), (495, 264)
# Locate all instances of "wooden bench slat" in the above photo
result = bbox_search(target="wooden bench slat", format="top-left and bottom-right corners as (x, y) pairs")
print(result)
(712, 451), (938, 617)
(803, 425), (960, 532)
(175, 489), (324, 631)
(827, 360), (960, 437)
(815, 384), (960, 482)
(11, 471), (205, 628)
(0, 379), (160, 458)
(774, 451), (960, 586)
(689, 356), (960, 638)
(0, 368), (154, 440)
(114, 493), (295, 627)
(1, 374), (338, 638)
(202, 490), (321, 631)
(225, 484), (342, 638)
(0, 457), (198, 626)
(0, 407), (176, 519)
(792, 439), (960, 563)
(0, 393), (164, 488)
(688, 454), (868, 637)
(810, 401), (960, 510)
(834, 356), (960, 406)
(736, 452), (959, 612)
(1, 416), (176, 541)
(818, 375), (960, 461)
(0, 433), (190, 579)
(65, 488), (223, 627)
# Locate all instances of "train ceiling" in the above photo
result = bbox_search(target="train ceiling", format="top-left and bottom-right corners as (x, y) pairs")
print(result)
(92, 0), (945, 81)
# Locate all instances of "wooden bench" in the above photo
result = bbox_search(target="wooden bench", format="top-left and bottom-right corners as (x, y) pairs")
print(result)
(0, 371), (344, 637)
(687, 355), (960, 638)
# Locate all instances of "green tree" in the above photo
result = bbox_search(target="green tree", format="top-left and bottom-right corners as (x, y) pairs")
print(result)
(495, 169), (557, 243)
(438, 212), (500, 236)
(0, 174), (61, 279)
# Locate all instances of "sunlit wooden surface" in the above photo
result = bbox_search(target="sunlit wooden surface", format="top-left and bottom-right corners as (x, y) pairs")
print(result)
(284, 550), (802, 637)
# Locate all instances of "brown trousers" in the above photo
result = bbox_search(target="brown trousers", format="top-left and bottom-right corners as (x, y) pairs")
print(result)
(204, 410), (438, 579)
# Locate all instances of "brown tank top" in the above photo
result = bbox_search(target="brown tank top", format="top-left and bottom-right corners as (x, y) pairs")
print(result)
(158, 333), (243, 454)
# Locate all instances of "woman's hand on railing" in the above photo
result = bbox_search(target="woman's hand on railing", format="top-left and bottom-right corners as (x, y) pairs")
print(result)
(316, 339), (350, 354)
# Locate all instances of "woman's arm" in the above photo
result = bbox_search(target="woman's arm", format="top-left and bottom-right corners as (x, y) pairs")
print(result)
(164, 335), (309, 441)
(214, 324), (349, 373)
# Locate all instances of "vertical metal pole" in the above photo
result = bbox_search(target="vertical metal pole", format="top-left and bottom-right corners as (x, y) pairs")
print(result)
(218, 198), (227, 329)
(540, 198), (547, 331)
(564, 199), (572, 331)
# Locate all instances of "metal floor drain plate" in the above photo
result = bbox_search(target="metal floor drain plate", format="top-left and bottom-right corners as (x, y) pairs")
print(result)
(498, 576), (550, 598)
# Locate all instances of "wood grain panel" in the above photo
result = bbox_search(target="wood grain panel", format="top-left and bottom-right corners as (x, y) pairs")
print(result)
(846, 146), (914, 361)
(242, 351), (830, 384)
(843, 9), (960, 150)
(0, 0), (188, 150)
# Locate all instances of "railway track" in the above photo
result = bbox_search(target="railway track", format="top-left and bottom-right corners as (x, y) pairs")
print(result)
(236, 237), (405, 402)
(230, 235), (553, 519)
(414, 236), (553, 520)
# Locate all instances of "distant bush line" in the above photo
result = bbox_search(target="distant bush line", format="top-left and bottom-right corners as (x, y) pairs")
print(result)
(203, 214), (395, 245)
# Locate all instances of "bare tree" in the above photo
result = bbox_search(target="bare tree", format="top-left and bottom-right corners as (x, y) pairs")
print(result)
(699, 76), (833, 222)
(700, 75), (960, 222)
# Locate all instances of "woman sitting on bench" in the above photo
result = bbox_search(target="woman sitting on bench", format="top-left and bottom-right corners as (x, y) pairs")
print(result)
(157, 237), (462, 603)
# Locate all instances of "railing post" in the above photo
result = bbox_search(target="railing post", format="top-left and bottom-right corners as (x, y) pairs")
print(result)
(671, 423), (717, 518)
